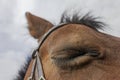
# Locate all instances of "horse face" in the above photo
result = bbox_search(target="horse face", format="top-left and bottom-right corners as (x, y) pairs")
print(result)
(26, 12), (120, 80)
(47, 24), (106, 68)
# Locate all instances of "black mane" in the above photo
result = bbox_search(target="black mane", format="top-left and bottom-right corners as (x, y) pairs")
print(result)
(60, 11), (105, 31)
(14, 57), (31, 80)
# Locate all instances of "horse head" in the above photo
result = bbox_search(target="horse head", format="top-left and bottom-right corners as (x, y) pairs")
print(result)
(25, 12), (120, 80)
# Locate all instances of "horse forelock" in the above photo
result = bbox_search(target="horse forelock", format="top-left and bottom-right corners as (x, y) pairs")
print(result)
(60, 11), (106, 31)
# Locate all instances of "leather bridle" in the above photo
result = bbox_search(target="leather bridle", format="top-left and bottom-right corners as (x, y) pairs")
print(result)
(27, 23), (67, 80)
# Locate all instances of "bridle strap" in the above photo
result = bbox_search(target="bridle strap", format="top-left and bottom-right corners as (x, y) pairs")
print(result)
(27, 50), (45, 80)
(37, 23), (67, 52)
(27, 54), (37, 80)
(27, 23), (67, 80)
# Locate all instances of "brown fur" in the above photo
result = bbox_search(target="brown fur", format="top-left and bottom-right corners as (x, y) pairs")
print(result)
(25, 12), (120, 80)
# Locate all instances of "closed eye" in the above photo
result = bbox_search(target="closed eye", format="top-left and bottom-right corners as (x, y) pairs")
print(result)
(52, 49), (86, 60)
(51, 48), (100, 70)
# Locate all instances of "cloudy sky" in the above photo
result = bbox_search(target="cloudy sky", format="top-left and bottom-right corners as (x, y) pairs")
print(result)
(0, 0), (120, 80)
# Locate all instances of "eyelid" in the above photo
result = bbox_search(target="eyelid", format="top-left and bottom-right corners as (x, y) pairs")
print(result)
(51, 49), (81, 59)
(86, 51), (100, 57)
(51, 48), (101, 70)
(52, 47), (100, 57)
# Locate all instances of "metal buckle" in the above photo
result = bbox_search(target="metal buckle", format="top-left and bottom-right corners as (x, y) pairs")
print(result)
(32, 49), (38, 59)
(39, 76), (45, 80)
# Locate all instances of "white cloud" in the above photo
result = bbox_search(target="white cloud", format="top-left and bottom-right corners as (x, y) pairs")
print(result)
(0, 51), (26, 80)
(0, 0), (17, 23)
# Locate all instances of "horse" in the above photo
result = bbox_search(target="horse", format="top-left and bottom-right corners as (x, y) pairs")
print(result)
(16, 11), (120, 80)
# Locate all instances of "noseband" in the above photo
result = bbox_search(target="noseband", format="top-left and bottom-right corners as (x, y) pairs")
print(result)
(27, 23), (67, 80)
